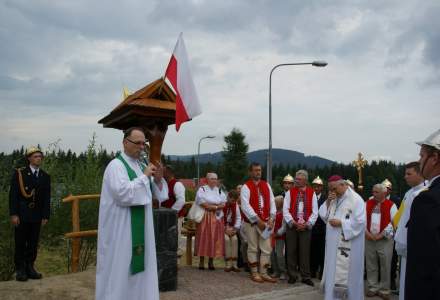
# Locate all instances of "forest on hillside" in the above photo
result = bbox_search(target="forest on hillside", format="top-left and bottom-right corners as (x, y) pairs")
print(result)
(0, 131), (410, 280)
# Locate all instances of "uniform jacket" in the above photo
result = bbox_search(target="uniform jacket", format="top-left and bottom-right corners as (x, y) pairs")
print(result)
(9, 166), (51, 222)
(312, 193), (327, 237)
(405, 177), (440, 300)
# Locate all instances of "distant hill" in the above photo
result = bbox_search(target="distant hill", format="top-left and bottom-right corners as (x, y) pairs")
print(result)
(166, 148), (334, 168)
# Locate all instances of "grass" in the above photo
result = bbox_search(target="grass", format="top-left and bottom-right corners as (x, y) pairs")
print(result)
(35, 243), (69, 277)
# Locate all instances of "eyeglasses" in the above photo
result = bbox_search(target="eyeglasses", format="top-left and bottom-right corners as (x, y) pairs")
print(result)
(126, 138), (147, 146)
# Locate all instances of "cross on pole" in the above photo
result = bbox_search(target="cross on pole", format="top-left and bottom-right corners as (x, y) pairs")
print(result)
(352, 152), (368, 192)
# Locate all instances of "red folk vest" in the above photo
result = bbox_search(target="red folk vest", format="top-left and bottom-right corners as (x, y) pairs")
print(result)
(273, 211), (285, 240)
(162, 179), (185, 217)
(244, 179), (271, 222)
(366, 199), (394, 233)
(223, 202), (238, 226)
(289, 186), (314, 223)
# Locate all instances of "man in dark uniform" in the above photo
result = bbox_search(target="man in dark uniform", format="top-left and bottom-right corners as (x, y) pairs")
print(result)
(310, 176), (326, 279)
(382, 178), (401, 292)
(405, 129), (440, 300)
(9, 146), (51, 281)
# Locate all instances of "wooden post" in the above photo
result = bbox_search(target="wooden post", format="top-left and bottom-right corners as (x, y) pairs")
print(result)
(144, 123), (167, 165)
(71, 197), (80, 272)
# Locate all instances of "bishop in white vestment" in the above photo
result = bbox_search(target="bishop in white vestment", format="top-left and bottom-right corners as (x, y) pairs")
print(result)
(96, 128), (159, 300)
(319, 175), (366, 300)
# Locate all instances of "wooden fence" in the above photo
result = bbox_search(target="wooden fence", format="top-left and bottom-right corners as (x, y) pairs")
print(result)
(62, 194), (100, 272)
(62, 194), (197, 272)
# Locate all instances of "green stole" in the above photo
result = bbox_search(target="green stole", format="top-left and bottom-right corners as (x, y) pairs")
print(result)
(116, 154), (145, 274)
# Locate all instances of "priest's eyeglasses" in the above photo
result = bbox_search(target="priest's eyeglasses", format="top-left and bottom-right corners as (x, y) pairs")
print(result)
(126, 138), (147, 146)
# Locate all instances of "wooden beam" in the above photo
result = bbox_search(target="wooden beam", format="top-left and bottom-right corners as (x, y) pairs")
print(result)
(65, 230), (98, 239)
(62, 194), (100, 203)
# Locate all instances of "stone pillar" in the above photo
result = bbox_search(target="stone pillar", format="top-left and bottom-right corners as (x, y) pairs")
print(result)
(153, 208), (178, 291)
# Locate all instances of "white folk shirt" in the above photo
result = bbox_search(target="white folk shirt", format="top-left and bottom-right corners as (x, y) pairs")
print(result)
(319, 187), (366, 300)
(151, 177), (169, 204)
(96, 152), (159, 300)
(170, 181), (186, 212)
(196, 185), (226, 218)
(283, 189), (318, 227)
(240, 182), (276, 223)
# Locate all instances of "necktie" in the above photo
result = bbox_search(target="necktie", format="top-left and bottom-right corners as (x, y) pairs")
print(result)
(34, 170), (38, 179)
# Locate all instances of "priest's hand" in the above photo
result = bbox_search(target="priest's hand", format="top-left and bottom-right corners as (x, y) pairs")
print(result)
(152, 199), (159, 209)
(10, 215), (20, 226)
(326, 192), (336, 207)
(329, 219), (342, 227)
(42, 219), (48, 226)
(144, 164), (157, 176)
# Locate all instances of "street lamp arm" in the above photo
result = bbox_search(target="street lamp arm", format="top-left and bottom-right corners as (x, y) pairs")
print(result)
(197, 135), (215, 186)
(267, 60), (327, 186)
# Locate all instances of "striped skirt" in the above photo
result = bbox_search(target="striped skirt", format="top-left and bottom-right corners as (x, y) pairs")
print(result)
(195, 210), (225, 258)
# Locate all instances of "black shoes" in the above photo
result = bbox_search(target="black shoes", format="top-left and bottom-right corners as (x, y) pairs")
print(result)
(302, 278), (314, 286)
(15, 266), (28, 281)
(26, 263), (42, 279)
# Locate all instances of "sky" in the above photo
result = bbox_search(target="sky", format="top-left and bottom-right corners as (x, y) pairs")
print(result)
(0, 0), (439, 164)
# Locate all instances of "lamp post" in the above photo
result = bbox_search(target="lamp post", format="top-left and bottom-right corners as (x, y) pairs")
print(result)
(267, 61), (327, 186)
(197, 135), (215, 186)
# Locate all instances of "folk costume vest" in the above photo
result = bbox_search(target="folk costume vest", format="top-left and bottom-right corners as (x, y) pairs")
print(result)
(289, 187), (314, 223)
(223, 202), (238, 226)
(366, 199), (394, 233)
(162, 178), (185, 217)
(244, 179), (271, 222)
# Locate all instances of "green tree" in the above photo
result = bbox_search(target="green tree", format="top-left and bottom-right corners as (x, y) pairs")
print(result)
(222, 128), (249, 189)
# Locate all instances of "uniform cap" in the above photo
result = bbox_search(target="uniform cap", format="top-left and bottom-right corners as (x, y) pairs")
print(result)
(416, 129), (440, 151)
(283, 174), (294, 183)
(312, 176), (323, 185)
(26, 146), (43, 157)
(382, 178), (392, 189)
(345, 179), (354, 188)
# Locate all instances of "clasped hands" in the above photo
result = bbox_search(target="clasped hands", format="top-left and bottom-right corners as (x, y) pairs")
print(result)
(366, 231), (384, 241)
(225, 226), (236, 237)
(257, 218), (274, 231)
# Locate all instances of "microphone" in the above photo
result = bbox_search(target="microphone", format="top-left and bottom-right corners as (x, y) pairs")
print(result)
(140, 150), (149, 166)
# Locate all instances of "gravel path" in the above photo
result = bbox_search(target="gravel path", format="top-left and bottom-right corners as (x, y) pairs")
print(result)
(0, 266), (397, 300)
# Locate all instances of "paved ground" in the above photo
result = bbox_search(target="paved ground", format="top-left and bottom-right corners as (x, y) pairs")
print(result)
(0, 265), (397, 300)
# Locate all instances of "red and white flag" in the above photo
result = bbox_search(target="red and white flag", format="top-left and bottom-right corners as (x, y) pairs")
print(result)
(165, 33), (201, 131)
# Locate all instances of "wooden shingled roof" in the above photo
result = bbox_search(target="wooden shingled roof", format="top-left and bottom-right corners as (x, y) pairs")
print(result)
(98, 78), (177, 130)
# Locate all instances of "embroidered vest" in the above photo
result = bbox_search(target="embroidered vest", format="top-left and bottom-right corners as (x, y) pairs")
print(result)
(366, 199), (394, 233)
(289, 187), (314, 223)
(243, 179), (271, 222)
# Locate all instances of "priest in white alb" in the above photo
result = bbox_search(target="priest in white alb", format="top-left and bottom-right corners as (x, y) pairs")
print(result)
(95, 127), (159, 300)
(319, 175), (366, 300)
